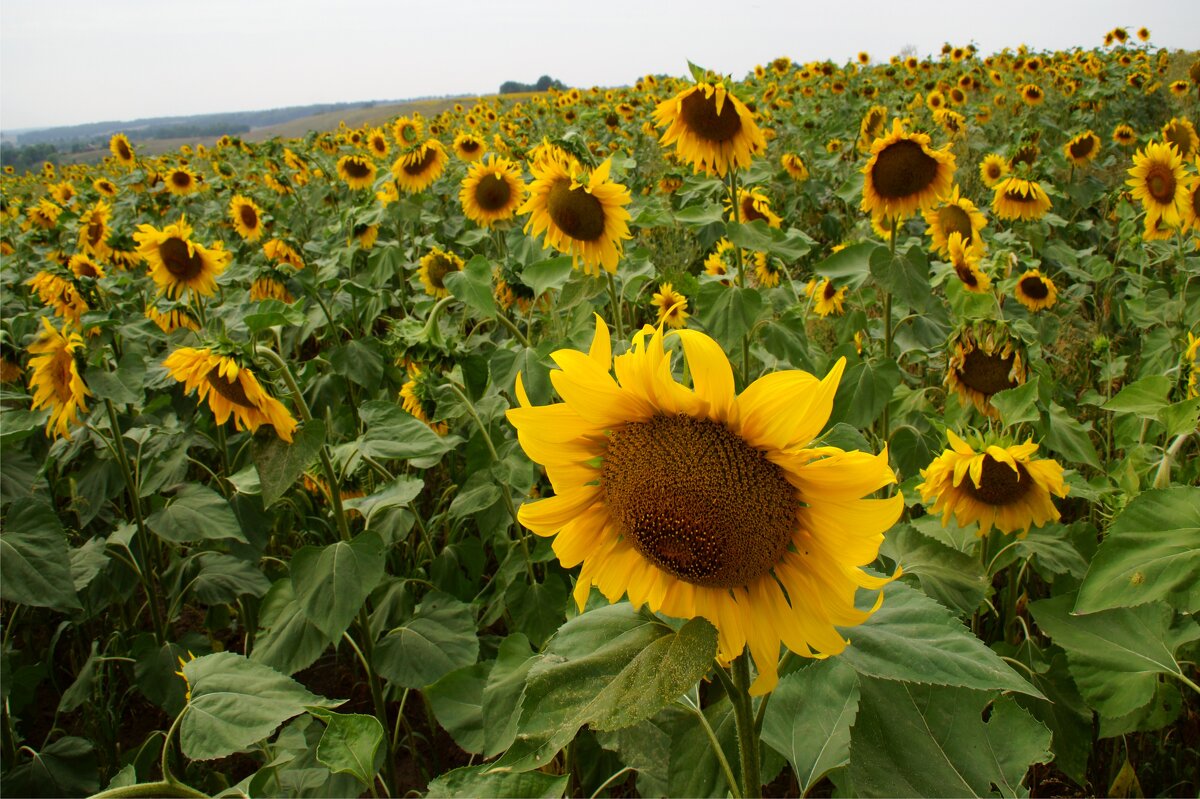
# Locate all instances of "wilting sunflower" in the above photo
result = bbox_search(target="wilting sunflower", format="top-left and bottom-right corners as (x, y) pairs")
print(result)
(26, 199), (62, 230)
(923, 186), (987, 256)
(946, 232), (990, 293)
(781, 153), (809, 181)
(918, 431), (1067, 537)
(979, 154), (1010, 188)
(1014, 269), (1058, 312)
(946, 322), (1028, 418)
(452, 132), (486, 162)
(228, 195), (265, 241)
(459, 156), (526, 228)
(519, 157), (632, 276)
(27, 271), (88, 324)
(1126, 141), (1188, 228)
(391, 139), (448, 193)
(805, 278), (848, 316)
(163, 348), (297, 442)
(337, 155), (377, 190)
(861, 119), (956, 218)
(27, 317), (92, 440)
(135, 217), (231, 298)
(1063, 131), (1101, 167)
(77, 201), (113, 260)
(494, 265), (540, 314)
(145, 303), (200, 334)
(110, 133), (135, 166)
(506, 317), (902, 694)
(1112, 124), (1137, 146)
(651, 283), (689, 328)
(653, 81), (767, 177)
(366, 128), (390, 159)
(418, 247), (463, 298)
(991, 177), (1053, 221)
(163, 166), (199, 196)
(728, 187), (782, 228)
(250, 275), (294, 303)
(1161, 117), (1198, 158)
(263, 238), (305, 270)
(400, 364), (448, 435)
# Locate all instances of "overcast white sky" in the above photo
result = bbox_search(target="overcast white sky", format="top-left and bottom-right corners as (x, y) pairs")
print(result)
(2, 0), (1198, 131)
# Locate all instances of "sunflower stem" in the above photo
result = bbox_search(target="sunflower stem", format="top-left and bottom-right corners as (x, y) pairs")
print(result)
(731, 654), (763, 799)
(346, 615), (401, 797)
(605, 271), (626, 342)
(494, 310), (532, 348)
(680, 697), (742, 799)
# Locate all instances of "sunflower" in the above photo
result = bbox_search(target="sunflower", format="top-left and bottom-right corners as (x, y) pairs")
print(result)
(93, 178), (118, 197)
(249, 274), (294, 303)
(27, 317), (92, 440)
(459, 155), (526, 228)
(400, 364), (448, 435)
(1019, 84), (1044, 105)
(26, 199), (62, 230)
(135, 217), (231, 299)
(805, 278), (848, 316)
(418, 247), (463, 298)
(1061, 130), (1101, 168)
(728, 187), (782, 228)
(857, 105), (888, 151)
(229, 195), (265, 241)
(69, 254), (105, 281)
(781, 153), (809, 181)
(1181, 167), (1200, 234)
(110, 133), (135, 166)
(49, 181), (76, 206)
(754, 252), (783, 288)
(263, 238), (305, 270)
(917, 431), (1067, 537)
(494, 265), (539, 314)
(27, 271), (88, 324)
(337, 155), (377, 190)
(923, 186), (987, 256)
(703, 239), (735, 286)
(77, 201), (113, 260)
(946, 322), (1028, 418)
(1126, 141), (1188, 228)
(145, 303), (200, 333)
(946, 232), (990, 293)
(392, 116), (424, 147)
(453, 132), (486, 162)
(1169, 80), (1191, 98)
(991, 177), (1052, 221)
(506, 317), (902, 695)
(1161, 118), (1198, 158)
(1014, 269), (1058, 312)
(163, 348), (297, 442)
(860, 119), (956, 219)
(391, 139), (448, 194)
(352, 223), (378, 250)
(1113, 124), (1137, 146)
(653, 82), (766, 177)
(164, 166), (199, 196)
(366, 128), (390, 159)
(519, 157), (632, 276)
(651, 283), (689, 328)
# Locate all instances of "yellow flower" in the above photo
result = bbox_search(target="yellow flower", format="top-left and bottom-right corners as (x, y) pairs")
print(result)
(110, 133), (135, 167)
(653, 82), (766, 176)
(1063, 131), (1101, 167)
(947, 232), (991, 293)
(506, 317), (902, 694)
(400, 364), (448, 435)
(453, 132), (486, 162)
(923, 186), (987, 257)
(27, 271), (88, 324)
(250, 276), (294, 304)
(805, 278), (848, 316)
(229, 195), (265, 241)
(263, 238), (305, 270)
(391, 139), (448, 194)
(728, 187), (781, 228)
(337, 155), (377, 190)
(366, 128), (390, 159)
(135, 217), (230, 299)
(1161, 117), (1198, 159)
(861, 119), (956, 218)
(77, 201), (113, 260)
(163, 348), (297, 442)
(1013, 269), (1058, 312)
(459, 155), (526, 228)
(163, 166), (199, 196)
(991, 177), (1052, 221)
(1112, 124), (1137, 146)
(946, 322), (1028, 418)
(419, 247), (463, 298)
(651, 283), (689, 328)
(27, 317), (92, 440)
(1126, 141), (1188, 229)
(781, 153), (809, 180)
(145, 304), (200, 333)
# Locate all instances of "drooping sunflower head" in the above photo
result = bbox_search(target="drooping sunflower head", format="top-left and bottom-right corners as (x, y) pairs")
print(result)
(518, 157), (632, 276)
(250, 273), (295, 304)
(652, 81), (767, 177)
(1161, 117), (1198, 159)
(459, 155), (527, 228)
(991, 176), (1053, 221)
(418, 247), (464, 298)
(27, 270), (89, 324)
(164, 166), (199, 196)
(162, 347), (297, 442)
(145, 302), (201, 334)
(453, 132), (486, 162)
(917, 430), (1067, 537)
(337, 155), (377, 190)
(860, 119), (956, 218)
(400, 363), (448, 435)
(27, 199), (63, 230)
(26, 316), (92, 440)
(781, 153), (809, 181)
(228, 195), (265, 241)
(506, 316), (902, 694)
(390, 139), (448, 194)
(262, 238), (305, 270)
(77, 201), (113, 259)
(650, 283), (689, 329)
(753, 252), (783, 288)
(1063, 131), (1101, 166)
(134, 217), (231, 299)
(946, 321), (1028, 418)
(923, 185), (986, 257)
(110, 133), (136, 166)
(947, 231), (991, 293)
(48, 181), (76, 206)
(1125, 141), (1188, 228)
(857, 105), (888, 151)
(1014, 269), (1058, 312)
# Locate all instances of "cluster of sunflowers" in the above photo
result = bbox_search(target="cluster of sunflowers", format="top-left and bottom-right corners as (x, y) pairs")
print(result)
(1, 26), (1198, 797)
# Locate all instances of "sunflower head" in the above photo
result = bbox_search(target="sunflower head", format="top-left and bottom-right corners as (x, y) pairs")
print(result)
(229, 195), (265, 241)
(781, 153), (809, 181)
(923, 185), (986, 256)
(27, 316), (92, 440)
(459, 155), (527, 228)
(390, 140), (448, 194)
(134, 217), (231, 299)
(991, 177), (1053, 222)
(860, 119), (956, 218)
(1125, 141), (1188, 228)
(650, 283), (689, 328)
(110, 134), (135, 166)
(1064, 131), (1101, 166)
(1161, 117), (1198, 159)
(947, 232), (990, 293)
(653, 82), (766, 177)
(1014, 269), (1058, 312)
(418, 247), (464, 298)
(453, 132), (486, 162)
(337, 155), (377, 191)
(946, 321), (1028, 418)
(1113, 124), (1137, 146)
(400, 363), (448, 435)
(163, 347), (297, 442)
(164, 167), (199, 196)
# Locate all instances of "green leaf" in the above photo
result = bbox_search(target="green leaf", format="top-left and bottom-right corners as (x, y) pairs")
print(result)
(343, 476), (424, 524)
(674, 203), (725, 226)
(359, 400), (461, 463)
(1005, 642), (1092, 786)
(192, 552), (271, 604)
(315, 711), (384, 786)
(1158, 396), (1200, 437)
(815, 241), (878, 288)
(291, 530), (384, 640)
(762, 659), (860, 795)
(839, 581), (1042, 697)
(991, 376), (1041, 426)
(427, 662), (492, 754)
(328, 340), (385, 392)
(374, 592), (479, 689)
(1075, 487), (1200, 614)
(244, 299), (307, 333)
(1039, 402), (1101, 470)
(444, 254), (497, 316)
(521, 256), (574, 296)
(1, 736), (98, 797)
(251, 579), (332, 676)
(695, 283), (764, 352)
(0, 498), (80, 610)
(726, 221), (813, 260)
(1016, 522), (1090, 580)
(482, 633), (538, 758)
(666, 700), (738, 797)
(495, 605), (717, 771)
(180, 652), (342, 761)
(1030, 595), (1199, 718)
(1102, 375), (1172, 418)
(426, 765), (567, 798)
(146, 484), (247, 544)
(880, 525), (988, 615)
(448, 470), (502, 519)
(850, 680), (1051, 798)
(870, 244), (933, 312)
(827, 358), (904, 429)
(505, 573), (569, 647)
(594, 718), (673, 798)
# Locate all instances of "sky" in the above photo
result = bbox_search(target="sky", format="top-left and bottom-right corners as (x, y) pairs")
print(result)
(2, 0), (1198, 132)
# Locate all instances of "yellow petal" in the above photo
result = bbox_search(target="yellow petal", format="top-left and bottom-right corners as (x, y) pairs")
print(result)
(674, 329), (736, 422)
(517, 487), (601, 535)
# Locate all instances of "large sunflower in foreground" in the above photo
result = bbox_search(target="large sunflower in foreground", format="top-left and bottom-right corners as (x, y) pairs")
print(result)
(991, 177), (1052, 221)
(653, 82), (766, 177)
(391, 139), (448, 193)
(27, 317), (92, 440)
(860, 119), (956, 218)
(1126, 141), (1188, 229)
(135, 217), (231, 299)
(506, 317), (902, 695)
(917, 431), (1067, 537)
(163, 348), (297, 442)
(459, 156), (526, 228)
(519, 157), (631, 276)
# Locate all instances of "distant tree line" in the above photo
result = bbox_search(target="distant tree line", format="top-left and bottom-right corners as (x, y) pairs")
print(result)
(499, 75), (566, 94)
(0, 142), (60, 174)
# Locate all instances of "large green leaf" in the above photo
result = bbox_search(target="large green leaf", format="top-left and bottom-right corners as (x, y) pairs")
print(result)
(180, 652), (342, 760)
(1074, 487), (1200, 614)
(495, 604), (717, 771)
(838, 582), (1042, 698)
(1039, 402), (1101, 470)
(990, 377), (1041, 426)
(192, 552), (271, 604)
(314, 710), (384, 787)
(482, 633), (538, 758)
(252, 419), (325, 509)
(815, 241), (877, 288)
(827, 358), (904, 429)
(1101, 375), (1172, 418)
(444, 254), (497, 317)
(850, 680), (1051, 798)
(359, 400), (462, 463)
(426, 765), (567, 798)
(374, 592), (479, 689)
(146, 484), (247, 544)
(426, 662), (492, 754)
(666, 699), (738, 798)
(695, 283), (764, 352)
(880, 525), (988, 615)
(761, 659), (860, 795)
(1004, 642), (1092, 786)
(290, 531), (385, 641)
(1029, 595), (1199, 718)
(0, 498), (80, 610)
(342, 476), (424, 525)
(869, 244), (933, 312)
(251, 579), (332, 676)
(520, 256), (574, 296)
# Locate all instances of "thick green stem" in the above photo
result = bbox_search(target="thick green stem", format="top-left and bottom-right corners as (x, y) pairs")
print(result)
(345, 617), (400, 796)
(89, 781), (208, 799)
(731, 654), (763, 798)
(494, 310), (532, 348)
(1153, 434), (1191, 489)
(605, 271), (626, 342)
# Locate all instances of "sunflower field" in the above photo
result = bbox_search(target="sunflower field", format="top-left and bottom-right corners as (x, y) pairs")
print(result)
(2, 27), (1199, 799)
